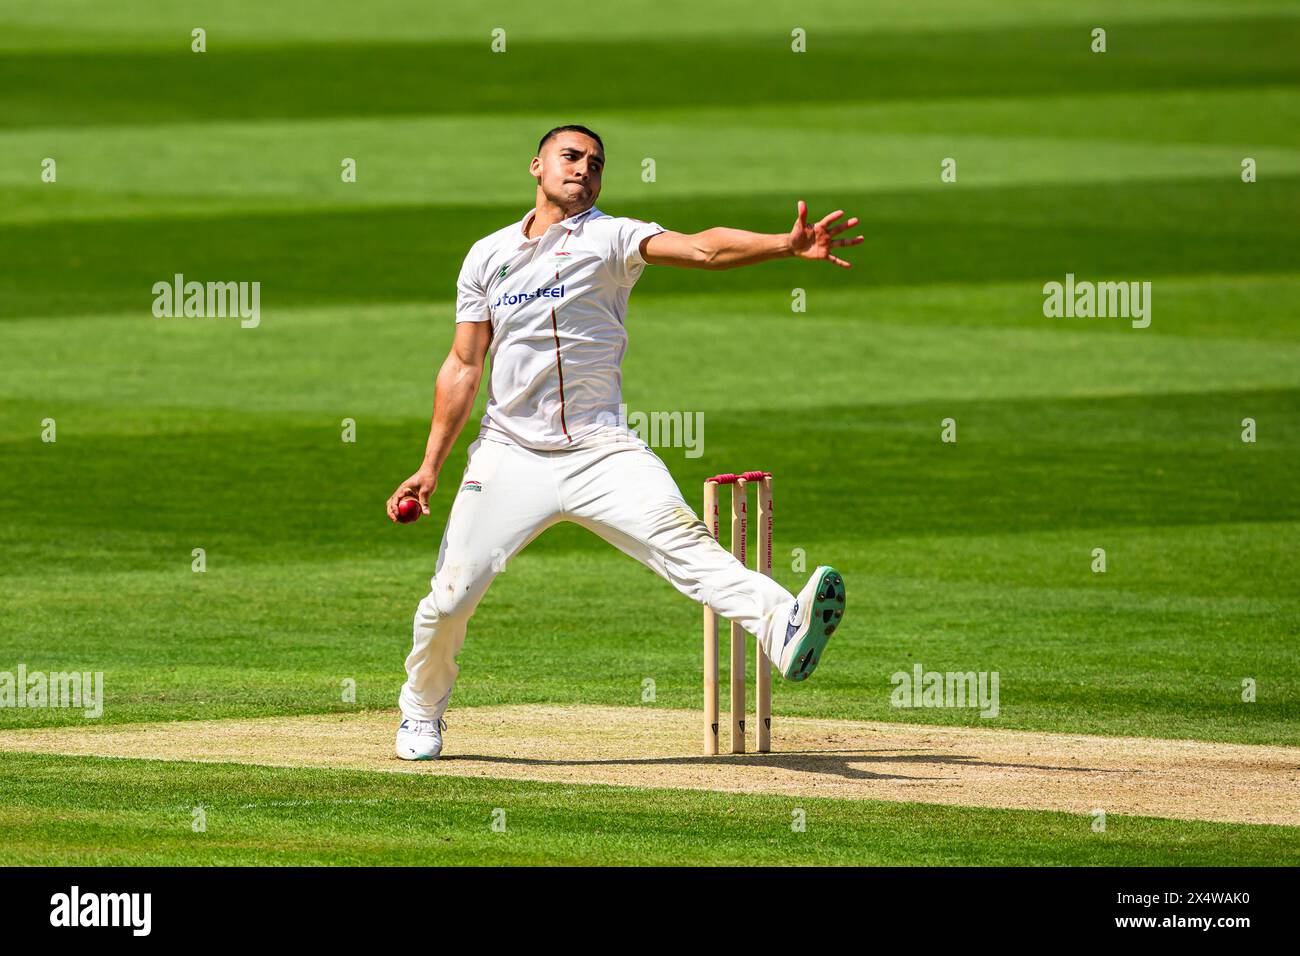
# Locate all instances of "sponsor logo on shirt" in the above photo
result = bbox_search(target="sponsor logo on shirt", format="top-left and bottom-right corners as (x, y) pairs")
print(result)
(461, 480), (483, 493)
(492, 285), (566, 309)
(497, 264), (510, 279)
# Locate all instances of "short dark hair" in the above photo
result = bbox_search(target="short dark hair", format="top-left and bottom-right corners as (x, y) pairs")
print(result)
(537, 125), (604, 157)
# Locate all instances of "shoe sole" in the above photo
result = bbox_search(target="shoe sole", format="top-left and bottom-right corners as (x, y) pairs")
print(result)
(392, 749), (439, 764)
(395, 740), (442, 761)
(784, 567), (846, 682)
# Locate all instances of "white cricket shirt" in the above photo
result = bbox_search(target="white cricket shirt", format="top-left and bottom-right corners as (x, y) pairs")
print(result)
(454, 205), (665, 450)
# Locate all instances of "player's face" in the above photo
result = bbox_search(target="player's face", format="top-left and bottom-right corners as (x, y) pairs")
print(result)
(534, 133), (603, 209)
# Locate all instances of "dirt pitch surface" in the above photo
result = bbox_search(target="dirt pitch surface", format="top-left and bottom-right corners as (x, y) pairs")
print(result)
(2, 705), (1297, 826)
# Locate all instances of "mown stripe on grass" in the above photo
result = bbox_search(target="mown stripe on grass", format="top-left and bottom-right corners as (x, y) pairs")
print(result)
(0, 751), (1295, 865)
(2, 177), (1297, 318)
(3, 16), (1298, 128)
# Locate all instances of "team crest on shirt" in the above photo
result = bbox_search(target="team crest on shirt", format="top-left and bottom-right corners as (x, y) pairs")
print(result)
(460, 480), (483, 493)
(496, 264), (510, 279)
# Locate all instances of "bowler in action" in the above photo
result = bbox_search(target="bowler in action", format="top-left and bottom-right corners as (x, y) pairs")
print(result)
(386, 125), (859, 759)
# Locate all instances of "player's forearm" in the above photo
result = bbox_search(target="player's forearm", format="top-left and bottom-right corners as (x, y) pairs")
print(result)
(694, 227), (793, 269)
(420, 357), (482, 473)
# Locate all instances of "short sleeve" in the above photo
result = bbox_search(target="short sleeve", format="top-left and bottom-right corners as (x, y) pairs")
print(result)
(608, 217), (666, 287)
(455, 244), (491, 324)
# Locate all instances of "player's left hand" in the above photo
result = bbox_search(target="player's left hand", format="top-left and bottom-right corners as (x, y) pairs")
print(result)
(789, 200), (863, 269)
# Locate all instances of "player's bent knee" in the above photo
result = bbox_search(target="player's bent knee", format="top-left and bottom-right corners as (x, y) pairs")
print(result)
(417, 577), (482, 623)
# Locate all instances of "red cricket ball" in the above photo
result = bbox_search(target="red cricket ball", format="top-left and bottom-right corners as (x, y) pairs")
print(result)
(396, 497), (422, 524)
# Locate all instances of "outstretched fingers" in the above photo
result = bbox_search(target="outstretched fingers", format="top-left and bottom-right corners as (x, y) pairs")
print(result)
(816, 209), (845, 230)
(826, 215), (859, 237)
(794, 203), (861, 266)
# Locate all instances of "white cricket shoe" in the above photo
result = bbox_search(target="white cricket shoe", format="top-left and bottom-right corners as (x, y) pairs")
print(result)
(775, 565), (846, 681)
(395, 717), (447, 760)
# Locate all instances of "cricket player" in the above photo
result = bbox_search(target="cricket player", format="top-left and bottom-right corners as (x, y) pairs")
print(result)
(387, 125), (860, 759)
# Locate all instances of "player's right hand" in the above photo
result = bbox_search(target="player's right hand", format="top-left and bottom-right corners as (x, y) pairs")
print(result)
(386, 468), (438, 522)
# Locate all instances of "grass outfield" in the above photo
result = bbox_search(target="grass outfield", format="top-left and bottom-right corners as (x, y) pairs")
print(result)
(1, 0), (1297, 863)
(2, 752), (1296, 866)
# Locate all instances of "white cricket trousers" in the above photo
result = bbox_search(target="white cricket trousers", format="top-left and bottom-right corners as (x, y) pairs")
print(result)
(399, 434), (795, 721)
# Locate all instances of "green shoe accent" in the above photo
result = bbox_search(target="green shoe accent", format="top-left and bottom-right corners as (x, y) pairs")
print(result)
(785, 567), (846, 682)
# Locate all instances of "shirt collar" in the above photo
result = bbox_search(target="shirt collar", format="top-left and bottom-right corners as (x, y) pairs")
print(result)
(519, 205), (600, 241)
